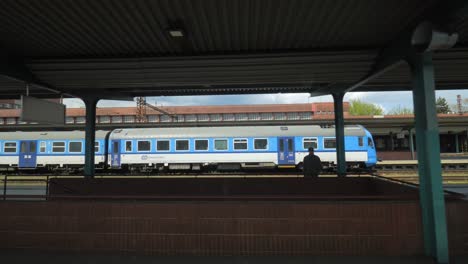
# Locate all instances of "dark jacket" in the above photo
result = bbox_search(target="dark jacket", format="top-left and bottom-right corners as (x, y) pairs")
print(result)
(303, 154), (322, 177)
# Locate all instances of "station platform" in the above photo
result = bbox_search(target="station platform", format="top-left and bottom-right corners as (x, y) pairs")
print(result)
(1, 177), (468, 260)
(4, 250), (468, 264)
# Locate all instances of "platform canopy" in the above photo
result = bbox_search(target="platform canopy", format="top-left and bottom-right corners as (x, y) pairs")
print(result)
(0, 0), (467, 99)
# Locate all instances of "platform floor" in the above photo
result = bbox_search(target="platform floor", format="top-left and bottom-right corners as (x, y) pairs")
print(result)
(4, 250), (467, 264)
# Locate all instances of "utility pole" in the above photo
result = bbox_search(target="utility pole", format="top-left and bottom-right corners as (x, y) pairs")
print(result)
(136, 98), (178, 122)
(457, 94), (462, 115)
(136, 97), (147, 122)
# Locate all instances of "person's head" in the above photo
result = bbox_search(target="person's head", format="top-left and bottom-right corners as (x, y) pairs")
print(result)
(308, 147), (314, 154)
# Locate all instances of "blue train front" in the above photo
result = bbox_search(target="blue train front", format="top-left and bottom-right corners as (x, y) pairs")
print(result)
(0, 125), (377, 173)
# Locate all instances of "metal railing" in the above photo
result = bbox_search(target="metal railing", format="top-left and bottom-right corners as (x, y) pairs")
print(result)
(2, 175), (50, 200)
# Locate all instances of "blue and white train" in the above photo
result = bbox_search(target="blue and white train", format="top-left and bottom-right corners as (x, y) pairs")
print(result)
(0, 125), (377, 173)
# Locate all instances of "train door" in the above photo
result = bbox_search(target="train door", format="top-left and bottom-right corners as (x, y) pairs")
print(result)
(277, 137), (295, 165)
(367, 137), (377, 166)
(19, 140), (37, 168)
(111, 140), (121, 168)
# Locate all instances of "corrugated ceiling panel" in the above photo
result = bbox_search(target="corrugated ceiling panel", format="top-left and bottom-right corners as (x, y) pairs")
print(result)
(0, 0), (437, 57)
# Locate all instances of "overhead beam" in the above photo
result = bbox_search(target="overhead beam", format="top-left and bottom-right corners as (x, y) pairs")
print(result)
(345, 0), (465, 93)
(345, 29), (415, 93)
(0, 50), (75, 98)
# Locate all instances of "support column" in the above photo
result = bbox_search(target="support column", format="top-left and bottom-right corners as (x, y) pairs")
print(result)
(83, 97), (98, 178)
(332, 92), (346, 176)
(409, 52), (448, 263)
(455, 134), (459, 153)
(409, 128), (415, 160)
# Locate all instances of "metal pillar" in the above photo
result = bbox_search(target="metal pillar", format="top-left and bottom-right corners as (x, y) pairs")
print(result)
(83, 97), (98, 178)
(455, 134), (459, 153)
(409, 128), (415, 160)
(409, 52), (449, 263)
(332, 92), (346, 176)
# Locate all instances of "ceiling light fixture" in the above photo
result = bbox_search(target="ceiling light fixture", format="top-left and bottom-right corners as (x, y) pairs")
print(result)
(168, 29), (185, 38)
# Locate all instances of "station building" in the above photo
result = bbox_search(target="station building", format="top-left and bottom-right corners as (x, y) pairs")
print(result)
(0, 101), (467, 160)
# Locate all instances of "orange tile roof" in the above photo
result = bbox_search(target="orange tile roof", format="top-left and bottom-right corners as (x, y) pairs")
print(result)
(2, 102), (467, 120)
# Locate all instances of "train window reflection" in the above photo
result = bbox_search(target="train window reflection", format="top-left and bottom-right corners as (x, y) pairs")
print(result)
(39, 141), (46, 153)
(125, 141), (133, 152)
(279, 139), (284, 152)
(254, 138), (268, 150)
(30, 142), (36, 153)
(113, 142), (119, 154)
(195, 139), (208, 151)
(137, 140), (151, 152)
(176, 140), (189, 151)
(234, 139), (248, 150)
(288, 139), (293, 152)
(303, 138), (317, 149)
(4, 142), (17, 153)
(52, 142), (65, 153)
(94, 141), (100, 153)
(157, 140), (170, 151)
(324, 138), (336, 149)
(69, 141), (82, 153)
(20, 142), (27, 153)
(214, 139), (228, 151)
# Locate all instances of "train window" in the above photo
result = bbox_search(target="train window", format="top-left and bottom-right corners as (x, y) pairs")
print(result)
(69, 142), (82, 153)
(234, 139), (248, 150)
(4, 142), (17, 153)
(324, 138), (336, 149)
(254, 138), (268, 150)
(30, 142), (36, 153)
(52, 142), (65, 153)
(176, 140), (189, 151)
(368, 138), (374, 148)
(157, 140), (170, 151)
(95, 141), (100, 153)
(125, 141), (133, 152)
(279, 139), (284, 151)
(303, 138), (318, 149)
(39, 141), (46, 153)
(214, 139), (228, 151)
(287, 139), (293, 152)
(358, 137), (364, 147)
(137, 140), (151, 152)
(20, 141), (27, 152)
(113, 142), (119, 154)
(195, 139), (208, 151)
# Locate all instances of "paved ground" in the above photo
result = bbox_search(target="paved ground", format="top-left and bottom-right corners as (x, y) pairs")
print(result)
(4, 250), (465, 264)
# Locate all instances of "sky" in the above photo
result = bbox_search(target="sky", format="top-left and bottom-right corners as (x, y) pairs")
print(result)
(63, 89), (468, 114)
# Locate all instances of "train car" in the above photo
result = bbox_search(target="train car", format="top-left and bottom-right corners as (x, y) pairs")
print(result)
(0, 131), (109, 172)
(108, 125), (377, 172)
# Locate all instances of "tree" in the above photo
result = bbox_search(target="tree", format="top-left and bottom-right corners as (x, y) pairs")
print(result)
(387, 105), (413, 115)
(436, 97), (450, 114)
(348, 99), (383, 116)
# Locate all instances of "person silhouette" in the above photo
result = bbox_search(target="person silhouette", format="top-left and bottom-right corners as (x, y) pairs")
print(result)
(303, 147), (322, 177)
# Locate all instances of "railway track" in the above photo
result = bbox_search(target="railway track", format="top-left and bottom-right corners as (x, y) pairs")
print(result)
(375, 171), (468, 184)
(375, 159), (468, 171)
(2, 162), (468, 185)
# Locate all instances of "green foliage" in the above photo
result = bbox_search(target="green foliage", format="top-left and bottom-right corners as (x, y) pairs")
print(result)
(348, 99), (383, 116)
(387, 105), (413, 115)
(436, 97), (450, 114)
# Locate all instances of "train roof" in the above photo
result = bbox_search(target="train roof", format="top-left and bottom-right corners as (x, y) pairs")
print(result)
(0, 130), (109, 140)
(109, 125), (368, 139)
